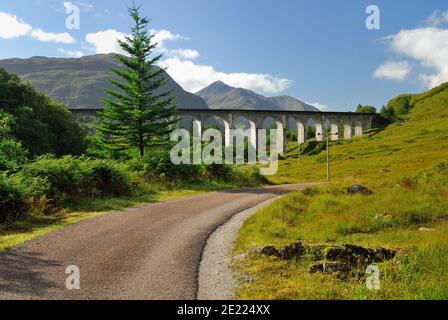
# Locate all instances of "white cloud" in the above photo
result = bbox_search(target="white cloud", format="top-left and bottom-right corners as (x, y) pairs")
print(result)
(426, 10), (448, 27)
(30, 29), (75, 43)
(374, 60), (412, 81)
(383, 27), (448, 88)
(84, 27), (290, 95)
(57, 48), (84, 58)
(0, 11), (75, 44)
(85, 28), (191, 57)
(306, 101), (330, 111)
(151, 29), (188, 46)
(160, 57), (291, 94)
(0, 12), (32, 39)
(85, 29), (128, 54)
(169, 49), (200, 60)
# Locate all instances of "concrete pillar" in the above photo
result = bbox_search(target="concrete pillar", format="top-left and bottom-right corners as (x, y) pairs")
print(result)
(315, 119), (323, 142)
(223, 119), (231, 148)
(344, 123), (352, 140)
(354, 120), (363, 136)
(365, 116), (373, 130)
(275, 120), (284, 156)
(192, 118), (202, 164)
(246, 120), (257, 164)
(228, 113), (233, 128)
(282, 115), (287, 155)
(296, 119), (305, 145)
(331, 121), (339, 141)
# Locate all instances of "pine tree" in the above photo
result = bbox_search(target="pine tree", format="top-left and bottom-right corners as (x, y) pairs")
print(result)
(96, 4), (178, 158)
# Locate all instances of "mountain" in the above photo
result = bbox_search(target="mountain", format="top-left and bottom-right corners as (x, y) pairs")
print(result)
(0, 54), (208, 110)
(196, 81), (320, 111)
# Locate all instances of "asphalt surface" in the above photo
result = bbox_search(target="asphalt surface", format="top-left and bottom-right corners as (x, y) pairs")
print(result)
(0, 183), (318, 300)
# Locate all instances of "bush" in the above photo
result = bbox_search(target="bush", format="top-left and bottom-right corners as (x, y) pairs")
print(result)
(0, 174), (27, 222)
(14, 155), (132, 206)
(139, 148), (204, 181)
(0, 68), (86, 157)
(0, 138), (28, 172)
(0, 110), (28, 172)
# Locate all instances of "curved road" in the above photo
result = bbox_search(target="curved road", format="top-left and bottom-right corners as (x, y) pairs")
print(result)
(0, 183), (318, 300)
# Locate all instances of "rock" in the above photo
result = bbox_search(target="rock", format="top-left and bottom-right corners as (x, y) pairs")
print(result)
(347, 184), (373, 195)
(258, 246), (281, 257)
(258, 241), (397, 280)
(281, 242), (307, 260)
(373, 247), (397, 261)
(309, 261), (351, 275)
(323, 244), (396, 268)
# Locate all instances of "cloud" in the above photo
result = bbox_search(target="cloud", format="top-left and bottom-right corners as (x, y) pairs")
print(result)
(31, 29), (75, 43)
(373, 60), (412, 81)
(169, 49), (200, 60)
(58, 48), (84, 58)
(306, 101), (330, 111)
(0, 11), (75, 44)
(85, 28), (191, 57)
(160, 57), (291, 94)
(426, 10), (448, 27)
(151, 29), (188, 47)
(85, 29), (128, 54)
(0, 12), (32, 39)
(383, 27), (448, 88)
(84, 28), (290, 95)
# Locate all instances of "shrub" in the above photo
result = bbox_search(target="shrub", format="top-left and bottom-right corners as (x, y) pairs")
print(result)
(14, 155), (132, 206)
(0, 138), (28, 172)
(140, 148), (204, 181)
(0, 68), (86, 157)
(0, 174), (27, 222)
(434, 161), (448, 173)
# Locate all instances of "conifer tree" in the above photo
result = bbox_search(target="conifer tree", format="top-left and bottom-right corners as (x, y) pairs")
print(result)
(96, 4), (177, 157)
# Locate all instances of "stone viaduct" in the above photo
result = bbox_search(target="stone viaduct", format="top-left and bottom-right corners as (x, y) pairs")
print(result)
(70, 108), (376, 155)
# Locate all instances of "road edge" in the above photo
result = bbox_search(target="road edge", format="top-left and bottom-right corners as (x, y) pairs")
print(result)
(197, 196), (283, 300)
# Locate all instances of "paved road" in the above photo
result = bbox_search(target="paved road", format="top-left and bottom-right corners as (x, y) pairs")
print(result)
(0, 183), (318, 300)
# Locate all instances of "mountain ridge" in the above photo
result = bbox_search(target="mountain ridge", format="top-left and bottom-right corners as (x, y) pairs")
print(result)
(0, 54), (209, 110)
(196, 80), (320, 111)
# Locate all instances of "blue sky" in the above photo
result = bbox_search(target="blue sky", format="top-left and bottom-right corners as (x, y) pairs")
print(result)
(1, 0), (448, 111)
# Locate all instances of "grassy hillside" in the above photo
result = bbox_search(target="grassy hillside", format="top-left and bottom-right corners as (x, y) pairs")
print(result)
(234, 83), (448, 299)
(0, 54), (208, 111)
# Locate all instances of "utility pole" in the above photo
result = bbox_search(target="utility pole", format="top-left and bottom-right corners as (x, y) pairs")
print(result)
(318, 129), (338, 182)
(326, 133), (330, 182)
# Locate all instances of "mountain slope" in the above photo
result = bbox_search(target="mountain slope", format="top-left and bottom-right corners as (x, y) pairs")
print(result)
(0, 54), (208, 110)
(196, 81), (320, 111)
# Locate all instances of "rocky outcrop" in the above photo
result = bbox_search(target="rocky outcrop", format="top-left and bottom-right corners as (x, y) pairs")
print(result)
(347, 184), (373, 195)
(257, 241), (397, 278)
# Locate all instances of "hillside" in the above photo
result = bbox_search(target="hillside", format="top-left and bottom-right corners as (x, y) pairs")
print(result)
(234, 82), (448, 299)
(0, 54), (208, 110)
(0, 68), (85, 157)
(196, 81), (320, 111)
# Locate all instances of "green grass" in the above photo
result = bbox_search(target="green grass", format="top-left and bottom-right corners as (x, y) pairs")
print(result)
(234, 82), (448, 300)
